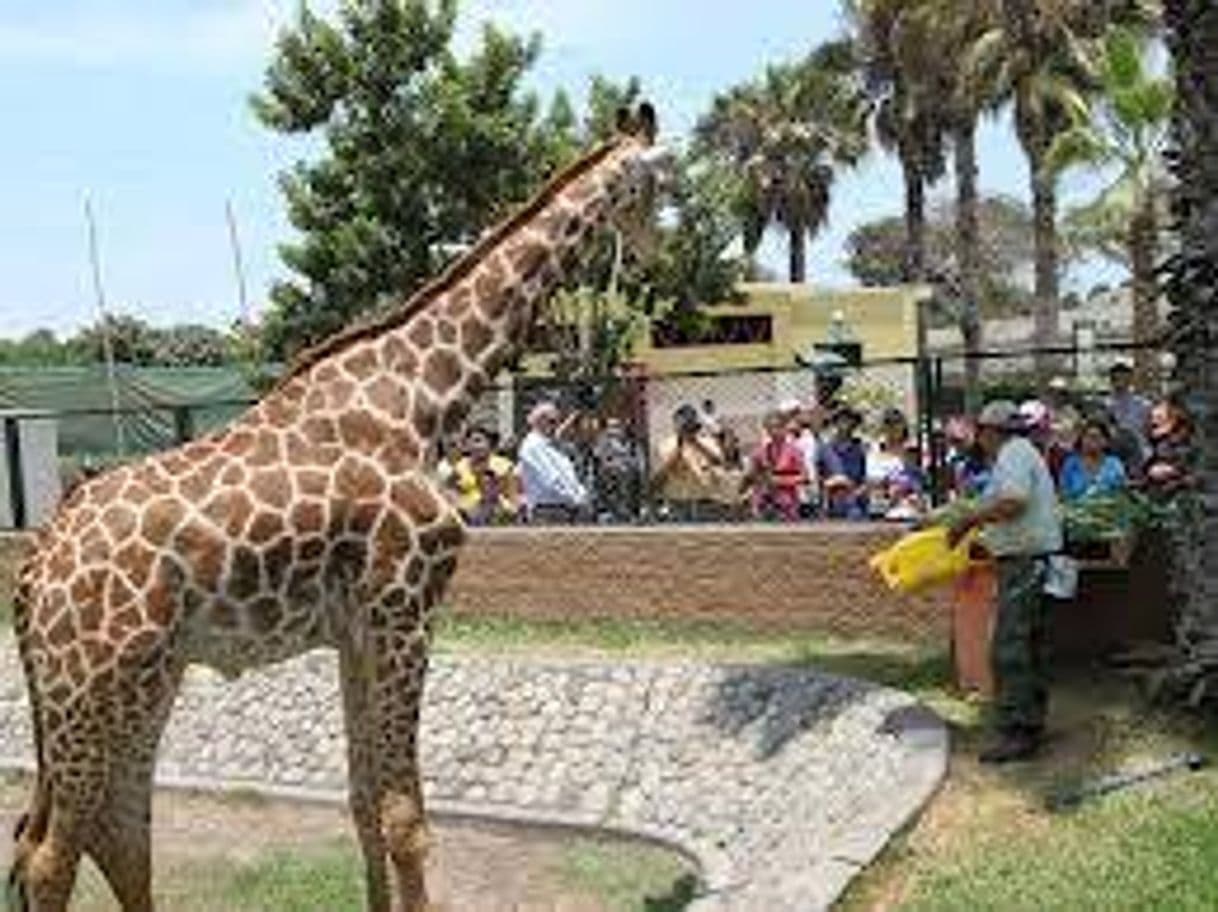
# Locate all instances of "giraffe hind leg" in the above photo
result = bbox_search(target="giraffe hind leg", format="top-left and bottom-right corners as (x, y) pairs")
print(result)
(7, 774), (53, 912)
(12, 805), (85, 912)
(86, 761), (157, 912)
(85, 660), (182, 912)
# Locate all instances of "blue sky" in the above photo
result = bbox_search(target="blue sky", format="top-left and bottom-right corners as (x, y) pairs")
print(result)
(0, 0), (1121, 339)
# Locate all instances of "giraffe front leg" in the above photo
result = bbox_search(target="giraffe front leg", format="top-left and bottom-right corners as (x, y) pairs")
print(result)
(369, 632), (433, 912)
(338, 633), (392, 912)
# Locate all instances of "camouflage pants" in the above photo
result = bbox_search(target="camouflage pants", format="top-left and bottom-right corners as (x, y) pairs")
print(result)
(992, 556), (1052, 734)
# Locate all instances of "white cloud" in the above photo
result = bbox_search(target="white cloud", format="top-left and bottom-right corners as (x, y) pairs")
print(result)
(0, 1), (308, 73)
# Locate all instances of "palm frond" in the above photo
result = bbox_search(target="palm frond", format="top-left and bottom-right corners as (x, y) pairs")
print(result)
(1047, 123), (1113, 171)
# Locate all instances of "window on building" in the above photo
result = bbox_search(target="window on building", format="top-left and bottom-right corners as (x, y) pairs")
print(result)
(651, 314), (774, 348)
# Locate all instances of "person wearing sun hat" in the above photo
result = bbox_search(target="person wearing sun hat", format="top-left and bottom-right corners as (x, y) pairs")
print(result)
(1046, 376), (1081, 454)
(947, 399), (1062, 763)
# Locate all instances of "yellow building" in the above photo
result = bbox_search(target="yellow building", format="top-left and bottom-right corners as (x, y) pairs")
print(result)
(501, 281), (931, 457)
(631, 281), (928, 373)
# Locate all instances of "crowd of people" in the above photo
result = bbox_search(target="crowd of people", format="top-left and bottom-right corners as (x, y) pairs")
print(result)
(941, 362), (1193, 511)
(434, 361), (1192, 528)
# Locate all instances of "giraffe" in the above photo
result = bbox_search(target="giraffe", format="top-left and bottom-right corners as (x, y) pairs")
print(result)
(6, 103), (671, 912)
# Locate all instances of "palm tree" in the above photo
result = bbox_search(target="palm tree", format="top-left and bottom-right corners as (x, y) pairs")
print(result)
(1051, 26), (1173, 390)
(1161, 0), (1218, 705)
(849, 0), (951, 283)
(891, 0), (1000, 406)
(944, 1), (1000, 406)
(967, 0), (1112, 381)
(697, 42), (870, 283)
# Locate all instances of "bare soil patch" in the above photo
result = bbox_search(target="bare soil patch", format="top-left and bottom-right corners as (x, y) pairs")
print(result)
(0, 775), (694, 911)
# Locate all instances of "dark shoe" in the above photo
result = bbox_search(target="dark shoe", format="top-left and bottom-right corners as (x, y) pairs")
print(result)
(979, 730), (1041, 764)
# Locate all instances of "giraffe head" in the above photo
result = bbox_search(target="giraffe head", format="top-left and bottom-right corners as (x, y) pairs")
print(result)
(599, 102), (677, 262)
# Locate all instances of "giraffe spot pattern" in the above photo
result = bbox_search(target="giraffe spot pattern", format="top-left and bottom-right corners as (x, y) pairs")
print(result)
(422, 350), (463, 396)
(338, 412), (385, 453)
(9, 127), (647, 893)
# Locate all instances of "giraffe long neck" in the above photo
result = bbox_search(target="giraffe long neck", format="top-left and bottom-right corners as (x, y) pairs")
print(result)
(255, 149), (626, 475)
(401, 174), (614, 426)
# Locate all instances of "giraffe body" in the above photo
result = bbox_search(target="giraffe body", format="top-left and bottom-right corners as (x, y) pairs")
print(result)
(7, 105), (668, 911)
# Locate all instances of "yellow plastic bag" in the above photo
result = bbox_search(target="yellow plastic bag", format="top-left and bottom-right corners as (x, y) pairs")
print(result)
(869, 526), (977, 595)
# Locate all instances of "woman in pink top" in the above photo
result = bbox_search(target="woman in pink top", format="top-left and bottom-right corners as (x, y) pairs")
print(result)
(744, 410), (807, 522)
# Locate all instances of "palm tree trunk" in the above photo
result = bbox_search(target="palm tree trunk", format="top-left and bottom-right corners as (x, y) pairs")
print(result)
(1163, 0), (1218, 703)
(1029, 147), (1060, 384)
(788, 221), (807, 284)
(902, 155), (927, 283)
(953, 117), (983, 410)
(1128, 199), (1160, 391)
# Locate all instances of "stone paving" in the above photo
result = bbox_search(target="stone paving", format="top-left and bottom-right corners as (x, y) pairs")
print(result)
(0, 636), (947, 911)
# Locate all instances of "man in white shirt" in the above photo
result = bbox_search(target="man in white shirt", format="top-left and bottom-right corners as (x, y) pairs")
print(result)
(517, 401), (588, 524)
(948, 400), (1062, 764)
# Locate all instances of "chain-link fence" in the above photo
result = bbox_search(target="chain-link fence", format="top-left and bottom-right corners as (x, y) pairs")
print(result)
(0, 340), (1180, 647)
(1, 338), (1173, 532)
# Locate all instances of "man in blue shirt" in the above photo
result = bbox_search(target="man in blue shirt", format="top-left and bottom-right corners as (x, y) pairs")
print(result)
(819, 406), (868, 519)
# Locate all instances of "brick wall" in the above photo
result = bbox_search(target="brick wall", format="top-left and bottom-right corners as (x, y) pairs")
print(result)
(448, 524), (949, 642)
(0, 526), (951, 643)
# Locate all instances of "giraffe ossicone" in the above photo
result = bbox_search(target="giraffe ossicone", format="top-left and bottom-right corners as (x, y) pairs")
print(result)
(7, 103), (671, 912)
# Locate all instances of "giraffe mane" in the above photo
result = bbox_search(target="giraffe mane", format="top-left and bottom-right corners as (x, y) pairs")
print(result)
(276, 136), (630, 386)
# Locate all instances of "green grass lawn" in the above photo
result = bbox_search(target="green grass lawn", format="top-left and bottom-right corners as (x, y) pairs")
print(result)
(837, 667), (1218, 912)
(894, 784), (1218, 912)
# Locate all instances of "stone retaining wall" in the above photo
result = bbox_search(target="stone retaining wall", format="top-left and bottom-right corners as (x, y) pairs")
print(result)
(1, 525), (948, 642)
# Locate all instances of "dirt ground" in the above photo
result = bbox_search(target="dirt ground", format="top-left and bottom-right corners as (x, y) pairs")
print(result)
(0, 775), (693, 912)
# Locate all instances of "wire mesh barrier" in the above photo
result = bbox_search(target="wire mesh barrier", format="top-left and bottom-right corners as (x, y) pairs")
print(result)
(0, 339), (1175, 532)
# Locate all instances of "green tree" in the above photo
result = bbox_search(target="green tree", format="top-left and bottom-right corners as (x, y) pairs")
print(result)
(897, 0), (1001, 405)
(0, 329), (82, 367)
(1051, 25), (1173, 388)
(68, 314), (158, 366)
(1162, 0), (1218, 706)
(696, 40), (870, 283)
(966, 0), (1118, 380)
(845, 194), (1036, 297)
(252, 0), (572, 359)
(541, 80), (745, 386)
(155, 324), (232, 367)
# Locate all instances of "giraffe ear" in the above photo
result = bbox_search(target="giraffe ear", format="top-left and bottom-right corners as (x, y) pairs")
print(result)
(636, 102), (657, 144)
(615, 106), (634, 135)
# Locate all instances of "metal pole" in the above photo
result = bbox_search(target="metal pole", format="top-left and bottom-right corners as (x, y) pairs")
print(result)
(225, 198), (251, 325)
(931, 356), (945, 506)
(4, 417), (25, 529)
(84, 195), (125, 457)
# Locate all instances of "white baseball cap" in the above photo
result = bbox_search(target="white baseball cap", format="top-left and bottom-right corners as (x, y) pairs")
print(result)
(977, 400), (1020, 429)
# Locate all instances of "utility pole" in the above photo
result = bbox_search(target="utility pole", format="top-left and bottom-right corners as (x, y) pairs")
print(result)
(225, 198), (251, 324)
(84, 195), (125, 456)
